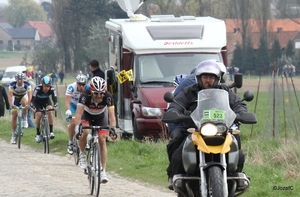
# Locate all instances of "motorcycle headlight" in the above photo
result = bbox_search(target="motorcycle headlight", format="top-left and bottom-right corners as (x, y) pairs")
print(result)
(201, 123), (218, 136)
(142, 107), (162, 117)
(200, 123), (227, 136)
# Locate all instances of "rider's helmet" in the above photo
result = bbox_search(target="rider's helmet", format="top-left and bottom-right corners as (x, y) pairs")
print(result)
(90, 76), (107, 92)
(15, 72), (25, 80)
(195, 60), (225, 88)
(41, 76), (52, 85)
(76, 74), (88, 84)
(173, 74), (188, 87)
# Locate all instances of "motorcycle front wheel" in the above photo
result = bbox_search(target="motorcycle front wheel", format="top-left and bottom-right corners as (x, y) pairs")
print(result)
(207, 166), (223, 197)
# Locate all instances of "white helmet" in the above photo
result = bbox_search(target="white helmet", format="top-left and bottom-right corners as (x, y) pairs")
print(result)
(90, 76), (107, 92)
(76, 74), (87, 83)
(195, 60), (225, 88)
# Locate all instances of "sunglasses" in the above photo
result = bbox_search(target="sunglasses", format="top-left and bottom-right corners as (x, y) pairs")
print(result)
(43, 85), (51, 88)
(77, 83), (86, 87)
(91, 91), (105, 96)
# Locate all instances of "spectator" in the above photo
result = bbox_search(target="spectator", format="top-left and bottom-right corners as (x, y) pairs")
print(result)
(89, 59), (105, 79)
(51, 70), (58, 85)
(59, 70), (65, 85)
(0, 84), (9, 117)
(25, 73), (36, 128)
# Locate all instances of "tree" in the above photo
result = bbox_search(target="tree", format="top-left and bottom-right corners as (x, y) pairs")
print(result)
(256, 37), (270, 75)
(285, 40), (294, 58)
(3, 0), (46, 27)
(270, 39), (282, 63)
(31, 42), (61, 74)
(231, 44), (243, 69)
(242, 38), (255, 74)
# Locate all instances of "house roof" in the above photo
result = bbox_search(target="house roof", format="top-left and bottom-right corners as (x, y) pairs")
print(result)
(0, 23), (13, 32)
(26, 21), (52, 37)
(7, 28), (37, 39)
(225, 18), (300, 33)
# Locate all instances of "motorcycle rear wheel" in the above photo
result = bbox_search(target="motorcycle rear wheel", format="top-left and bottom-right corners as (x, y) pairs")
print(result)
(207, 166), (223, 197)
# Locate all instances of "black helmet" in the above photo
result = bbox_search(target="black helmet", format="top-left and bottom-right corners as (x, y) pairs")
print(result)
(41, 76), (52, 85)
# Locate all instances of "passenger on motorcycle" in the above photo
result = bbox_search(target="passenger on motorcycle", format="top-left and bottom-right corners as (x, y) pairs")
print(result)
(74, 76), (117, 184)
(166, 60), (247, 190)
(8, 72), (32, 144)
(65, 73), (89, 155)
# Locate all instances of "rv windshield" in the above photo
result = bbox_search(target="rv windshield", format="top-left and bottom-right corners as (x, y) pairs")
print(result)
(137, 53), (222, 83)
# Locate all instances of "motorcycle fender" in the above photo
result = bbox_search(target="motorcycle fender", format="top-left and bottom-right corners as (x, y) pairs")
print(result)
(192, 133), (232, 154)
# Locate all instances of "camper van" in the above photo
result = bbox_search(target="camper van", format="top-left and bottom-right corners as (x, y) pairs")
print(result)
(105, 0), (227, 140)
(1, 65), (27, 87)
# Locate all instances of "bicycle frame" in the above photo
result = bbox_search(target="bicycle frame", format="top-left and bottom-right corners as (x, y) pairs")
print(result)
(34, 107), (56, 154)
(80, 125), (113, 197)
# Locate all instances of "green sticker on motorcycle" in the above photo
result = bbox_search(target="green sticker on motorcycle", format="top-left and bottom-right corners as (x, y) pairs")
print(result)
(203, 110), (225, 120)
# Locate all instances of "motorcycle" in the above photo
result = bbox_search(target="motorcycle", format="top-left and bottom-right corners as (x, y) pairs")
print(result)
(162, 88), (257, 197)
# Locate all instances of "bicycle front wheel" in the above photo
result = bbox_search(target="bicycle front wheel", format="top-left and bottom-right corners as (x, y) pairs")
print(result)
(17, 118), (22, 149)
(93, 142), (101, 197)
(72, 134), (79, 165)
(43, 119), (50, 154)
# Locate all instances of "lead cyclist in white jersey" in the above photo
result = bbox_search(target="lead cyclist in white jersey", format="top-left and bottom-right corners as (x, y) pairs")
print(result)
(65, 73), (89, 154)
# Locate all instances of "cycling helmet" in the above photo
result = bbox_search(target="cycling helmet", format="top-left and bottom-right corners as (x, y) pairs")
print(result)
(90, 76), (107, 92)
(15, 72), (25, 80)
(76, 74), (87, 84)
(195, 60), (223, 88)
(41, 76), (52, 85)
(173, 74), (187, 87)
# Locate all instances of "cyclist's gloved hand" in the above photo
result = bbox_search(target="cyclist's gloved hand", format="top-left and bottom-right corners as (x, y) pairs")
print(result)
(75, 124), (82, 139)
(65, 110), (72, 122)
(54, 103), (59, 109)
(110, 127), (117, 140)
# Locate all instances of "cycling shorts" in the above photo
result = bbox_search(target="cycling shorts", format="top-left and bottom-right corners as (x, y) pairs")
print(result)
(81, 109), (109, 135)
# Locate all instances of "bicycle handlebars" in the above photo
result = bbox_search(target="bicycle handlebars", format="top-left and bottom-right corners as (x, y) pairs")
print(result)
(77, 125), (117, 140)
(33, 107), (57, 119)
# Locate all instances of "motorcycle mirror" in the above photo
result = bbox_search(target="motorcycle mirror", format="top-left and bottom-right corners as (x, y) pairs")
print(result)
(243, 90), (254, 102)
(164, 92), (174, 103)
(234, 73), (243, 88)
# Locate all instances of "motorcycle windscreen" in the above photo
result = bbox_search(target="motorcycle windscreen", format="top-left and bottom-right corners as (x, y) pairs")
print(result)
(190, 89), (236, 129)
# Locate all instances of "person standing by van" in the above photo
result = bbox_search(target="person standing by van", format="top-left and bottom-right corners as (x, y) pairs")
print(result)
(89, 59), (105, 79)
(0, 84), (9, 117)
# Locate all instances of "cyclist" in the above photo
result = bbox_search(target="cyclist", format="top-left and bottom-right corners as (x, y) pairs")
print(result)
(74, 76), (117, 184)
(8, 72), (32, 144)
(30, 76), (58, 143)
(65, 73), (89, 155)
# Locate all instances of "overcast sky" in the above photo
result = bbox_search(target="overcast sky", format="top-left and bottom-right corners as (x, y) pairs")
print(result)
(0, 0), (50, 5)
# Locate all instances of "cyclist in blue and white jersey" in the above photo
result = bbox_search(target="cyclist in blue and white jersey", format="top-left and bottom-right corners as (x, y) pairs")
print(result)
(65, 73), (89, 155)
(30, 76), (58, 143)
(8, 72), (32, 144)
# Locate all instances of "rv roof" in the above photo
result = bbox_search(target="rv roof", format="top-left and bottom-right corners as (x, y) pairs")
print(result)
(106, 16), (226, 54)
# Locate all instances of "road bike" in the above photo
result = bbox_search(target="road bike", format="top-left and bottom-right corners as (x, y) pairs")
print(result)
(11, 105), (29, 149)
(77, 125), (116, 197)
(34, 107), (57, 154)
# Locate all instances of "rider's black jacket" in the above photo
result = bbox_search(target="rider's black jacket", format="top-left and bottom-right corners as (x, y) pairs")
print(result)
(168, 83), (247, 128)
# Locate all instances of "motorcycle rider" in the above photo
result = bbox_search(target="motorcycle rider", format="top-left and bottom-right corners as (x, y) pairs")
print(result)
(167, 60), (247, 189)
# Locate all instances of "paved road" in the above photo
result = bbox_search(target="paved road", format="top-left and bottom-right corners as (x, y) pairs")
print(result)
(0, 139), (176, 197)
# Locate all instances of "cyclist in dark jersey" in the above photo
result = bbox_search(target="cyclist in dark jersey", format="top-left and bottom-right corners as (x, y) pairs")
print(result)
(74, 76), (116, 184)
(30, 76), (58, 143)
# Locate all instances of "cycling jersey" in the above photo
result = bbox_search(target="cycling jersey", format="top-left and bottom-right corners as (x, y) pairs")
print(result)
(77, 89), (114, 115)
(30, 84), (58, 109)
(9, 81), (31, 98)
(65, 82), (90, 105)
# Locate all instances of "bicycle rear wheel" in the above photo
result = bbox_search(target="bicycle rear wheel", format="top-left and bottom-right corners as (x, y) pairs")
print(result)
(93, 142), (101, 197)
(73, 134), (79, 165)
